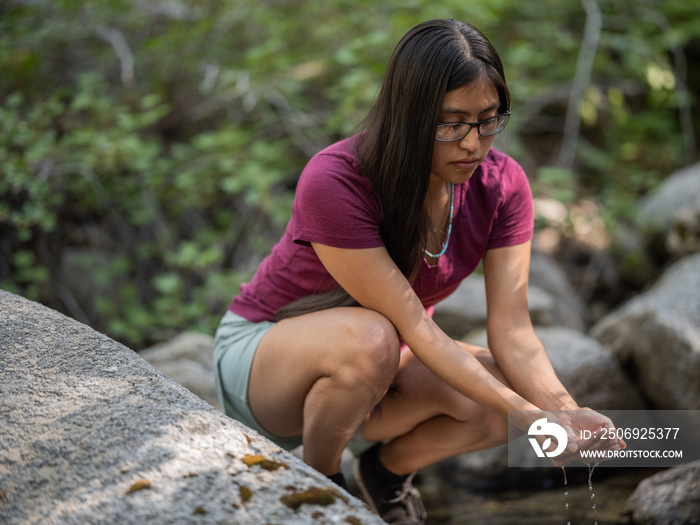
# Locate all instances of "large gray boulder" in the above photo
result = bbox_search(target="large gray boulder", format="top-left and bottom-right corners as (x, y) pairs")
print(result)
(639, 161), (700, 258)
(532, 326), (644, 410)
(528, 250), (587, 328)
(140, 332), (221, 411)
(625, 461), (700, 525)
(0, 290), (383, 525)
(432, 276), (489, 338)
(433, 258), (586, 340)
(591, 253), (700, 410)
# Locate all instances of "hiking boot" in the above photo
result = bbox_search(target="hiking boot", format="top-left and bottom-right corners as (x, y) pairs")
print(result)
(353, 444), (427, 525)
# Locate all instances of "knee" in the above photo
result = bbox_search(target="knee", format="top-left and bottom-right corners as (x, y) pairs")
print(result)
(337, 309), (401, 388)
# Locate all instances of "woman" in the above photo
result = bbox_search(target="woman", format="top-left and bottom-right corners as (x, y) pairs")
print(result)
(214, 19), (623, 524)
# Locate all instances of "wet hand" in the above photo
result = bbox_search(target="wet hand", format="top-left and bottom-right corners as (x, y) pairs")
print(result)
(555, 408), (626, 466)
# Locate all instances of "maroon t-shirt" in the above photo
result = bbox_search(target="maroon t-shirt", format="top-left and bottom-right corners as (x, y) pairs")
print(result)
(230, 136), (533, 322)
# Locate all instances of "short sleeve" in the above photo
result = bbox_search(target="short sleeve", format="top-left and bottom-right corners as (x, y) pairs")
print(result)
(292, 147), (384, 249)
(487, 156), (534, 249)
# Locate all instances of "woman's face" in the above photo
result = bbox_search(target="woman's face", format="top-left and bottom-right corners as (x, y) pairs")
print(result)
(430, 77), (501, 188)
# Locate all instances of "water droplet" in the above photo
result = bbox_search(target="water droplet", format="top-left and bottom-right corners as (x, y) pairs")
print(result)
(562, 466), (569, 515)
(587, 462), (601, 521)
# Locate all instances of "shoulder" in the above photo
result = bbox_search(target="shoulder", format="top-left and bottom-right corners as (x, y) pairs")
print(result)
(476, 148), (530, 197)
(297, 135), (374, 198)
(480, 147), (526, 180)
(291, 135), (382, 248)
(471, 150), (533, 249)
(303, 136), (363, 178)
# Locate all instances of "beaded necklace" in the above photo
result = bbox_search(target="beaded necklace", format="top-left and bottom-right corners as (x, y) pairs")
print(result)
(423, 182), (455, 259)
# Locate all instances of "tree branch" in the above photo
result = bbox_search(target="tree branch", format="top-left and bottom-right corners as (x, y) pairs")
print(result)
(95, 26), (135, 86)
(553, 0), (602, 169)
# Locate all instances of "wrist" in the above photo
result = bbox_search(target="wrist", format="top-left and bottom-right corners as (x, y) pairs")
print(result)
(509, 407), (545, 433)
(534, 390), (580, 412)
(555, 396), (580, 412)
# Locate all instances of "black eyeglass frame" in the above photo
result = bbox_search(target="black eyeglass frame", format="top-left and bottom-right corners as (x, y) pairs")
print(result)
(435, 110), (511, 142)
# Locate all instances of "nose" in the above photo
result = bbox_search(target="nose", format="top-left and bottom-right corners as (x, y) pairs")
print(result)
(458, 126), (480, 151)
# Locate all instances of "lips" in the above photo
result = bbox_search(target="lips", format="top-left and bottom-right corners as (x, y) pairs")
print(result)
(453, 158), (480, 171)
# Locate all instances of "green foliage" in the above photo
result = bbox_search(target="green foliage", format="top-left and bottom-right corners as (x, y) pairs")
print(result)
(1, 0), (698, 347)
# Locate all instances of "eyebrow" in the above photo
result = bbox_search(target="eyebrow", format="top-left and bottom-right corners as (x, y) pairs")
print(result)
(441, 102), (500, 116)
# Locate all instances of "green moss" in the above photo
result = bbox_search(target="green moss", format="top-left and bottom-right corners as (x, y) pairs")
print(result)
(126, 478), (151, 494)
(280, 486), (337, 510)
(241, 454), (289, 471)
(239, 485), (253, 503)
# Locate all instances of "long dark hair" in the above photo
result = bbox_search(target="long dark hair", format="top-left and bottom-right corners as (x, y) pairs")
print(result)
(277, 19), (510, 320)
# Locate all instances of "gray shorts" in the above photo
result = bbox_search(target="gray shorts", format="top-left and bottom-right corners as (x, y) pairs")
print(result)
(213, 310), (376, 454)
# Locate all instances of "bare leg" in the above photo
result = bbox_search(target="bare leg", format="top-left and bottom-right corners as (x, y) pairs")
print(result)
(247, 307), (401, 476)
(362, 343), (512, 475)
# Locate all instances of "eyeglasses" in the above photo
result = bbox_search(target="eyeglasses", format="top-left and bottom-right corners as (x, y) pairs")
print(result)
(435, 111), (510, 142)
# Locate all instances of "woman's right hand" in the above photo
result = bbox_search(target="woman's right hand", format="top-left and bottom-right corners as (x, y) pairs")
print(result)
(544, 408), (626, 467)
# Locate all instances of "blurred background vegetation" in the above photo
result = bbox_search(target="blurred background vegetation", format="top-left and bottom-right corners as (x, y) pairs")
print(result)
(1, 0), (698, 349)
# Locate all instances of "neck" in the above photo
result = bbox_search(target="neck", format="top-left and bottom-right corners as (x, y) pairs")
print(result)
(426, 181), (451, 216)
(427, 173), (450, 198)
(423, 181), (455, 260)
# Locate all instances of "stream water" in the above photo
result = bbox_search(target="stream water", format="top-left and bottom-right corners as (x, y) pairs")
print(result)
(416, 467), (660, 525)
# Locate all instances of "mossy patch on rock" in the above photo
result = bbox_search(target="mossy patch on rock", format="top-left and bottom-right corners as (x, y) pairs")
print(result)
(241, 454), (289, 471)
(126, 478), (151, 494)
(280, 486), (338, 510)
(239, 485), (253, 503)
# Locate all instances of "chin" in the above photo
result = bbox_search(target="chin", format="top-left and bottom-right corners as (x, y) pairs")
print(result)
(453, 169), (476, 183)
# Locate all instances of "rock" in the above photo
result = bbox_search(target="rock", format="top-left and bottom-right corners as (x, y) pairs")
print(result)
(432, 275), (488, 338)
(433, 258), (586, 340)
(625, 461), (700, 525)
(0, 290), (383, 525)
(591, 253), (700, 410)
(529, 250), (587, 326)
(666, 206), (700, 257)
(528, 286), (575, 328)
(639, 161), (700, 258)
(140, 332), (221, 410)
(538, 326), (645, 410)
(609, 223), (659, 289)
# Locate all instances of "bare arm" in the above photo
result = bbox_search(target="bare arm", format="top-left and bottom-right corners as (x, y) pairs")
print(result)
(311, 242), (543, 431)
(482, 241), (579, 411)
(483, 242), (631, 463)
